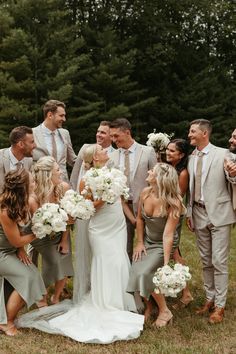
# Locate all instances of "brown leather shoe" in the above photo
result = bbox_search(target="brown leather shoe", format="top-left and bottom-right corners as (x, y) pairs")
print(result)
(209, 307), (224, 324)
(195, 301), (215, 315)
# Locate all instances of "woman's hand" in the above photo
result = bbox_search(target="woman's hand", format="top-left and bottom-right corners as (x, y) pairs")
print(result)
(132, 242), (147, 262)
(57, 238), (69, 255)
(67, 216), (75, 225)
(17, 247), (32, 266)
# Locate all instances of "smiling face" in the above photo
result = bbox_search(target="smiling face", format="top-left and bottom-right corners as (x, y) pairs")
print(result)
(229, 129), (236, 153)
(188, 124), (209, 148)
(166, 142), (184, 167)
(93, 145), (109, 165)
(51, 162), (62, 185)
(110, 127), (133, 149)
(96, 125), (111, 148)
(50, 106), (66, 129)
(146, 168), (156, 185)
(19, 133), (36, 157)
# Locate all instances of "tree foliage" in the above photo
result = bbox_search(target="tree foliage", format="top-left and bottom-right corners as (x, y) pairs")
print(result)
(0, 0), (235, 150)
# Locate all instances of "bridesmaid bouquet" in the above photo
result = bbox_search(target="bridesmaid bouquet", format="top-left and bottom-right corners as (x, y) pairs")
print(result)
(32, 203), (68, 239)
(60, 189), (95, 220)
(82, 166), (129, 203)
(146, 130), (173, 153)
(153, 263), (192, 297)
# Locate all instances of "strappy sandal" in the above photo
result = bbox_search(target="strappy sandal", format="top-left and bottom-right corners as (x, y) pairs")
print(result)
(153, 312), (173, 328)
(172, 296), (194, 310)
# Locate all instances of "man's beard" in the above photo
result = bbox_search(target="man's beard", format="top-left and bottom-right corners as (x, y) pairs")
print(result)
(229, 145), (236, 154)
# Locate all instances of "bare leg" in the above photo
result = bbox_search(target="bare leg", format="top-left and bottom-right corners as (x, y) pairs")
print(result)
(144, 297), (153, 322)
(173, 248), (193, 304)
(51, 278), (67, 304)
(151, 292), (173, 327)
(37, 294), (48, 308)
(0, 290), (25, 335)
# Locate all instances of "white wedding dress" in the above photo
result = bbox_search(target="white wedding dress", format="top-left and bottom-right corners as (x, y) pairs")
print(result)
(17, 200), (144, 344)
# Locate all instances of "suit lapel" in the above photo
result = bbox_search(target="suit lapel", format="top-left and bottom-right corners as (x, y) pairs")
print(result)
(3, 149), (10, 174)
(188, 152), (195, 203)
(132, 144), (142, 180)
(201, 145), (215, 186)
(34, 125), (49, 155)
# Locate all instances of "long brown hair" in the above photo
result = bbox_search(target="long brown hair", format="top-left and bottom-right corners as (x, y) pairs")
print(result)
(0, 169), (30, 221)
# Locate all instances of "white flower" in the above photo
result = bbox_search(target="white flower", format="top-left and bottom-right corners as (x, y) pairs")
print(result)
(146, 130), (174, 152)
(82, 166), (129, 204)
(60, 189), (95, 220)
(32, 203), (68, 239)
(152, 263), (192, 297)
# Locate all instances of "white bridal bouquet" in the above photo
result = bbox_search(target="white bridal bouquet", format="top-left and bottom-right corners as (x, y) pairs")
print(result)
(146, 130), (173, 152)
(153, 263), (192, 297)
(82, 166), (129, 203)
(32, 203), (68, 239)
(60, 189), (95, 220)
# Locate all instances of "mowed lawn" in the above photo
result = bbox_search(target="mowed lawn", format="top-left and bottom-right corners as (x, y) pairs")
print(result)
(1, 225), (236, 354)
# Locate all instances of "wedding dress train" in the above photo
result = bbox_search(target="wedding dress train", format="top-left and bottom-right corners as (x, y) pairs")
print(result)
(17, 200), (144, 344)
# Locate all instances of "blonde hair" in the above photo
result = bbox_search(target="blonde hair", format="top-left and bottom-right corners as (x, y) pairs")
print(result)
(32, 156), (63, 206)
(153, 163), (186, 218)
(82, 144), (97, 170)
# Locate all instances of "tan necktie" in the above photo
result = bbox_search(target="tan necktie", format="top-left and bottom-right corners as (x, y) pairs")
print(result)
(51, 131), (57, 161)
(194, 151), (204, 202)
(124, 150), (130, 187)
(16, 161), (23, 170)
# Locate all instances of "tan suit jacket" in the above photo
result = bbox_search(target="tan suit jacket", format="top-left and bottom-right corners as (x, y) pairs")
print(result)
(110, 142), (157, 215)
(32, 125), (76, 183)
(0, 148), (33, 193)
(187, 144), (236, 227)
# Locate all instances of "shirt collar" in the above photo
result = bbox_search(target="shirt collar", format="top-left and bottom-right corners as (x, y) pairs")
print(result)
(9, 148), (21, 165)
(42, 122), (58, 135)
(120, 141), (137, 154)
(196, 143), (211, 155)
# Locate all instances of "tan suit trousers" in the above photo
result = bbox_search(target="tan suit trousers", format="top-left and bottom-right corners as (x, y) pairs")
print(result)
(193, 204), (230, 308)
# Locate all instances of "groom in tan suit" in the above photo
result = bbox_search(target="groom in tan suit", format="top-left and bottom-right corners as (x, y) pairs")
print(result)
(187, 119), (236, 324)
(0, 126), (35, 193)
(110, 118), (156, 261)
(32, 100), (77, 183)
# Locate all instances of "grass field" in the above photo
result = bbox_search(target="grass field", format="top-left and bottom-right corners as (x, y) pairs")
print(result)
(1, 225), (236, 354)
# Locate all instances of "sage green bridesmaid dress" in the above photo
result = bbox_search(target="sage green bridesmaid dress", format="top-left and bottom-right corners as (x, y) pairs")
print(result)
(127, 207), (178, 299)
(0, 223), (46, 324)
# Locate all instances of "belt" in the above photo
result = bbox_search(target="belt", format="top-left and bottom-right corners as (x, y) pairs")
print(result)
(194, 201), (206, 209)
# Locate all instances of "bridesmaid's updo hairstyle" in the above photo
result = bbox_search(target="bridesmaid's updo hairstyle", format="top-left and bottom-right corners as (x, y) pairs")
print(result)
(0, 168), (30, 221)
(83, 145), (97, 170)
(32, 156), (63, 206)
(153, 163), (186, 218)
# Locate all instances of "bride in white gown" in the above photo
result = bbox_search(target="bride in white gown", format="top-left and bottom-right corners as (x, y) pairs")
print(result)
(17, 144), (144, 344)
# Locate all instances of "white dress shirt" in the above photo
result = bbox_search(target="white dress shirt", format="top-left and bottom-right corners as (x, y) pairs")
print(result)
(41, 123), (64, 161)
(9, 148), (23, 171)
(193, 143), (211, 203)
